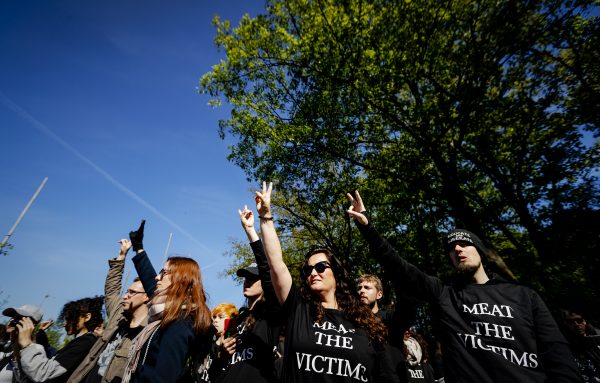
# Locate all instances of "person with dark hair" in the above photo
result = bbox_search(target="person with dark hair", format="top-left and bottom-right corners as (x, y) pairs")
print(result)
(16, 297), (103, 383)
(558, 308), (600, 381)
(346, 190), (582, 383)
(206, 206), (282, 383)
(254, 182), (399, 383)
(67, 238), (149, 383)
(402, 328), (435, 383)
(122, 220), (212, 383)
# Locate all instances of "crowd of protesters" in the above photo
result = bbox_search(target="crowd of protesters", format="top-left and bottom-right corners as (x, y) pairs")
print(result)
(1, 182), (598, 383)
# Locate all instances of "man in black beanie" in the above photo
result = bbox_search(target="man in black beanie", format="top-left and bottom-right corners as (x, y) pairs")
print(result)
(347, 191), (582, 383)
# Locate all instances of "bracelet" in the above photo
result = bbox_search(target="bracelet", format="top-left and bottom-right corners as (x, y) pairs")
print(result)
(259, 215), (274, 221)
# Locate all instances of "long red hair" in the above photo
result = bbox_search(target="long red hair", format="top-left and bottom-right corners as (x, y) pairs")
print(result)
(161, 256), (211, 335)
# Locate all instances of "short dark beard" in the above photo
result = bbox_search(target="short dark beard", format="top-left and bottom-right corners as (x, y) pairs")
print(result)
(455, 262), (480, 278)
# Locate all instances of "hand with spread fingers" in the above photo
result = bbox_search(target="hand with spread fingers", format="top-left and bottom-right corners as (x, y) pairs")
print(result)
(129, 219), (145, 253)
(255, 181), (273, 220)
(346, 190), (369, 225)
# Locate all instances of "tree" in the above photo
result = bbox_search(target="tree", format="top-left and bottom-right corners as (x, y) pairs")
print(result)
(202, 0), (600, 320)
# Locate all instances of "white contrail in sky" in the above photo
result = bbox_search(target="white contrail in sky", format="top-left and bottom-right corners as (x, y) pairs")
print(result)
(0, 91), (213, 257)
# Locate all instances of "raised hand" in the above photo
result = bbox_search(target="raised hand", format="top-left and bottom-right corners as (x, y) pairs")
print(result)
(238, 205), (254, 228)
(129, 219), (146, 252)
(346, 190), (369, 225)
(239, 205), (259, 242)
(255, 181), (273, 219)
(117, 239), (132, 260)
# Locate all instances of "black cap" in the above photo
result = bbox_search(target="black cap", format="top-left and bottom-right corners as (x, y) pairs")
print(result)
(236, 263), (259, 278)
(445, 229), (487, 258)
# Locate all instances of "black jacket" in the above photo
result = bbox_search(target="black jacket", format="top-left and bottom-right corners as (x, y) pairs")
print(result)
(356, 221), (582, 383)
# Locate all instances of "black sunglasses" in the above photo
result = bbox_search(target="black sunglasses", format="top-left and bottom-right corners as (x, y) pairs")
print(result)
(302, 261), (331, 276)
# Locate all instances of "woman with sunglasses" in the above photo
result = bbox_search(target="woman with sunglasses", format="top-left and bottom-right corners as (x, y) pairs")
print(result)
(206, 206), (282, 383)
(122, 220), (212, 383)
(254, 182), (399, 383)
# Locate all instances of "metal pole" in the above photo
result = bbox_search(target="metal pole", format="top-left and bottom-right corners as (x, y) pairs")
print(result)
(1, 177), (48, 249)
(163, 232), (173, 261)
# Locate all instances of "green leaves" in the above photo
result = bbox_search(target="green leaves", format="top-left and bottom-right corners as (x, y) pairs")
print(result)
(204, 0), (600, 320)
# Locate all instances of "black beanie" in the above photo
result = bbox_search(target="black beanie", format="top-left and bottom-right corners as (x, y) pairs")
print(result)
(445, 229), (487, 259)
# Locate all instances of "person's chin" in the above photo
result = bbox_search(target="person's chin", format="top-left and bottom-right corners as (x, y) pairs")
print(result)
(456, 262), (478, 276)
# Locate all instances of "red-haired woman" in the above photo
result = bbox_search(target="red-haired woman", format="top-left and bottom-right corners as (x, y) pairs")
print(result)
(122, 221), (212, 383)
(254, 183), (399, 383)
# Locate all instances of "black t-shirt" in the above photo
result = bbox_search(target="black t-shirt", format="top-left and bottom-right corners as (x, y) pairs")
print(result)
(48, 333), (97, 383)
(281, 285), (399, 383)
(210, 305), (279, 383)
(405, 363), (435, 383)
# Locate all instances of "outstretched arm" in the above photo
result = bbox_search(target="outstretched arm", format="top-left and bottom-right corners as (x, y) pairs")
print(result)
(129, 220), (157, 297)
(255, 182), (292, 305)
(104, 239), (131, 320)
(239, 206), (279, 308)
(346, 191), (443, 301)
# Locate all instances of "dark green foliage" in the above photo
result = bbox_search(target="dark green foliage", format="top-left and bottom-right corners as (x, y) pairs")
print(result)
(204, 0), (600, 321)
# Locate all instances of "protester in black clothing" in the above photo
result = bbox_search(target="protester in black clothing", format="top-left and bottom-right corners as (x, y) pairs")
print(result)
(123, 220), (212, 383)
(357, 274), (412, 382)
(255, 182), (399, 383)
(558, 308), (600, 381)
(207, 206), (281, 383)
(16, 297), (103, 383)
(346, 190), (582, 383)
(403, 328), (435, 383)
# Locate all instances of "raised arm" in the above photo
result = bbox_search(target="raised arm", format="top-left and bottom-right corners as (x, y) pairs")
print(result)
(129, 220), (158, 297)
(346, 191), (444, 301)
(239, 206), (279, 308)
(255, 182), (292, 305)
(104, 239), (131, 320)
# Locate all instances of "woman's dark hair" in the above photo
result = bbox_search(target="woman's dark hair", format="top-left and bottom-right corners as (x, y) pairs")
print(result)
(299, 248), (387, 345)
(58, 296), (104, 334)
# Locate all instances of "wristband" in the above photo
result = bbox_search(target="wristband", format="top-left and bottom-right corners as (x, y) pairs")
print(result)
(259, 215), (274, 221)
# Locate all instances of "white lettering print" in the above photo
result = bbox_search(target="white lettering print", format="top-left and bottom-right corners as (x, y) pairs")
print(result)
(457, 333), (538, 368)
(408, 368), (424, 378)
(462, 303), (514, 318)
(313, 321), (356, 334)
(471, 321), (514, 340)
(315, 331), (354, 349)
(296, 352), (368, 382)
(229, 347), (255, 365)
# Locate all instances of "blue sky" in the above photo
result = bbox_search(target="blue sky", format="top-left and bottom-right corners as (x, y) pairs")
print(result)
(0, 0), (264, 322)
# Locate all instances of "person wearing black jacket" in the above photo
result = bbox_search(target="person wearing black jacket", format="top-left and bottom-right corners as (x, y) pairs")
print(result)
(122, 220), (212, 383)
(17, 298), (103, 383)
(207, 206), (281, 383)
(346, 190), (582, 383)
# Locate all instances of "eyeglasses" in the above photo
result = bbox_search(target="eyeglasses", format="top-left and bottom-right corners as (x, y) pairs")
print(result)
(158, 268), (171, 279)
(302, 261), (331, 276)
(569, 317), (585, 324)
(125, 289), (145, 296)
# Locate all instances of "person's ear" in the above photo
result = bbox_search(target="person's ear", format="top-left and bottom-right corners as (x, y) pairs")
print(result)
(82, 312), (92, 323)
(376, 291), (383, 300)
